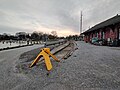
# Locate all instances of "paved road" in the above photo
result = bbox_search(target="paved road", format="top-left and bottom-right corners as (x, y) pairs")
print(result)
(0, 45), (44, 90)
(0, 41), (120, 90)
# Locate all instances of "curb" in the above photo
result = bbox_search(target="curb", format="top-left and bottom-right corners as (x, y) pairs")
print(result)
(0, 44), (34, 51)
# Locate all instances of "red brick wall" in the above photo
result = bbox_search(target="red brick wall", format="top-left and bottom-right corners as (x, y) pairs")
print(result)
(84, 23), (120, 46)
(104, 29), (110, 40)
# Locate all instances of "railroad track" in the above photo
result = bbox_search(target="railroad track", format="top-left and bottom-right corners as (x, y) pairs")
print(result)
(55, 40), (77, 60)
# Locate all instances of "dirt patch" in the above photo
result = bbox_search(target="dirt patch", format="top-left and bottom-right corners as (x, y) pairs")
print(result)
(14, 41), (75, 76)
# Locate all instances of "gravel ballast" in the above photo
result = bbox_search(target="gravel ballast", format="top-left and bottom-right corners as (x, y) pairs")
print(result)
(0, 41), (120, 90)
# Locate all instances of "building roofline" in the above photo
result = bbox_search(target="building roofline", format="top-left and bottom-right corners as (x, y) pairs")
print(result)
(83, 14), (120, 34)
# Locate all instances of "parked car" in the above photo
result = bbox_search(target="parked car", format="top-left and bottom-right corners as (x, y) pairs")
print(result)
(92, 37), (103, 45)
(91, 37), (98, 44)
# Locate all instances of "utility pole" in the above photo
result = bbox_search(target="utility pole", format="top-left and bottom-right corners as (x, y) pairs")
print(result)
(80, 11), (83, 35)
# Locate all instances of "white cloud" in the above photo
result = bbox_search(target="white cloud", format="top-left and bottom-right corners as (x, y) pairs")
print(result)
(0, 0), (120, 36)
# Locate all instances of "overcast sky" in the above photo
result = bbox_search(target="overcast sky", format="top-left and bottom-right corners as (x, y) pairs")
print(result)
(0, 0), (120, 36)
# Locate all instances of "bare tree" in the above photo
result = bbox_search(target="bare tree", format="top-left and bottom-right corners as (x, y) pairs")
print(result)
(51, 31), (57, 37)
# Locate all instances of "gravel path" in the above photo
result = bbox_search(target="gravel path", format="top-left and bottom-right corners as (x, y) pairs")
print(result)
(59, 41), (120, 90)
(0, 41), (120, 90)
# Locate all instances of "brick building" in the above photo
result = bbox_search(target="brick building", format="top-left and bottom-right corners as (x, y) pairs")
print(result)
(83, 15), (120, 46)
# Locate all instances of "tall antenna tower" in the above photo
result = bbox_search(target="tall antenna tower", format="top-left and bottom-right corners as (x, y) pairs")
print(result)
(80, 11), (83, 35)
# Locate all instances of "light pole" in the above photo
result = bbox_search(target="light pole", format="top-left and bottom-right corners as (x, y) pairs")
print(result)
(80, 11), (83, 35)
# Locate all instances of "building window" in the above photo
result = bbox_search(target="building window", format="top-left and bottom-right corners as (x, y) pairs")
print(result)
(102, 32), (105, 39)
(97, 33), (98, 38)
(118, 29), (120, 39)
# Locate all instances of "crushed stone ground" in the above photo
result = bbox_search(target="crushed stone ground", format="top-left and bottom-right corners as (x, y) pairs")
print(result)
(0, 41), (120, 90)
